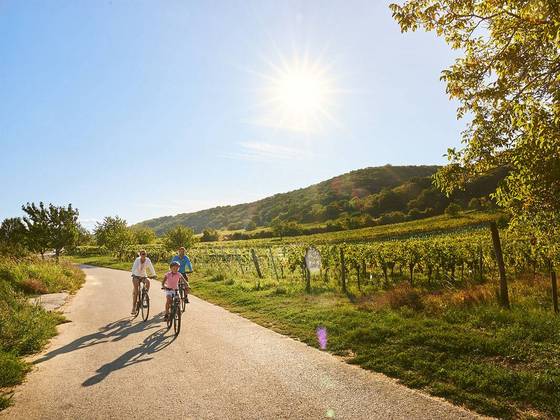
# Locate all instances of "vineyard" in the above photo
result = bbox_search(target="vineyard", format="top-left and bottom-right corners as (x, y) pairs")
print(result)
(74, 225), (559, 303)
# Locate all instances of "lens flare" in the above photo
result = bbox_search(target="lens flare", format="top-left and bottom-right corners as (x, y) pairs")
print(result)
(316, 326), (327, 350)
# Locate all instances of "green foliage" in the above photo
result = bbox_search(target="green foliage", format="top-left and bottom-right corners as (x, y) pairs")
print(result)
(45, 203), (80, 258)
(94, 216), (133, 253)
(270, 218), (304, 238)
(390, 0), (560, 243)
(163, 225), (195, 251)
(130, 226), (156, 244)
(468, 198), (482, 211)
(19, 202), (80, 259)
(445, 203), (461, 217)
(20, 202), (50, 257)
(136, 166), (505, 239)
(0, 218), (27, 256)
(201, 228), (219, 242)
(0, 257), (83, 410)
(0, 258), (85, 294)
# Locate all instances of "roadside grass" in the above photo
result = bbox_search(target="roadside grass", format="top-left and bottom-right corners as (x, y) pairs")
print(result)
(0, 258), (85, 294)
(189, 271), (560, 419)
(0, 258), (84, 410)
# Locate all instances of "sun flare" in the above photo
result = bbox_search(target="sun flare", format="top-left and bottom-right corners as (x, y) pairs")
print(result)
(256, 54), (338, 132)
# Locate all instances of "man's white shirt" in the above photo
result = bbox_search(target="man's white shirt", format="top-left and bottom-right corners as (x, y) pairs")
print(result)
(131, 257), (156, 277)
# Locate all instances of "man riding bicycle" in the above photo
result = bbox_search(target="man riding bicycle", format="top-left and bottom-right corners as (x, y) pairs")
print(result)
(131, 250), (156, 315)
(171, 246), (193, 303)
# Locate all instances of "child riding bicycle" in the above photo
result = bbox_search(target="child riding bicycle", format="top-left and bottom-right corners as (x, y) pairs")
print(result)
(162, 261), (190, 321)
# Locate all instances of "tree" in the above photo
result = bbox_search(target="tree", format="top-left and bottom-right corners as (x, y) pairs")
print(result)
(46, 203), (80, 260)
(163, 225), (195, 251)
(245, 221), (257, 231)
(130, 226), (156, 244)
(94, 216), (133, 253)
(76, 224), (94, 246)
(468, 197), (482, 211)
(391, 1), (560, 238)
(201, 228), (220, 242)
(21, 202), (51, 259)
(0, 217), (27, 255)
(445, 202), (462, 217)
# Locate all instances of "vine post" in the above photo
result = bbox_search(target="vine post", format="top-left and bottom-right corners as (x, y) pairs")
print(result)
(490, 222), (510, 309)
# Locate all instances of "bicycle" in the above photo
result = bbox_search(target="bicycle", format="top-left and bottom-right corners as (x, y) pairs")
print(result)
(178, 275), (190, 312)
(132, 276), (155, 321)
(162, 287), (181, 336)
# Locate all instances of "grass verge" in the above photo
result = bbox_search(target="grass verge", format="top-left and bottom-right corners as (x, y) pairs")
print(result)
(189, 274), (559, 419)
(0, 258), (84, 410)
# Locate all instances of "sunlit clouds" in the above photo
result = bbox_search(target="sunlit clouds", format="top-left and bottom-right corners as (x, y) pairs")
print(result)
(224, 141), (311, 162)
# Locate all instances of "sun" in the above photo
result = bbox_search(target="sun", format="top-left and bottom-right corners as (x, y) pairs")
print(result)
(256, 53), (338, 132)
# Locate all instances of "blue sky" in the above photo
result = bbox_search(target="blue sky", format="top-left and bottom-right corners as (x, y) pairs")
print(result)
(0, 0), (463, 229)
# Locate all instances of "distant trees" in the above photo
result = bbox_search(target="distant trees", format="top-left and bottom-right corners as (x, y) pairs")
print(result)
(20, 202), (80, 260)
(201, 228), (219, 242)
(163, 226), (195, 250)
(0, 217), (27, 255)
(445, 203), (462, 217)
(130, 226), (156, 244)
(45, 204), (80, 259)
(94, 216), (133, 253)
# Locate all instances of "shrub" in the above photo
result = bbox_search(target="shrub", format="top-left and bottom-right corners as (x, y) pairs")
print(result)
(201, 229), (220, 242)
(445, 203), (462, 217)
(387, 285), (424, 311)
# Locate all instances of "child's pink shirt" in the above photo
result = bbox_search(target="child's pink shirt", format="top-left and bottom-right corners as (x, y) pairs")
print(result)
(164, 271), (182, 290)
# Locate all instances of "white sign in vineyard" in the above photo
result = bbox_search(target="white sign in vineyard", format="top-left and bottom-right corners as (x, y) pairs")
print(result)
(305, 247), (322, 274)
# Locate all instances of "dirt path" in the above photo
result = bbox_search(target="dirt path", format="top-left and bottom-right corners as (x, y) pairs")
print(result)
(2, 266), (484, 419)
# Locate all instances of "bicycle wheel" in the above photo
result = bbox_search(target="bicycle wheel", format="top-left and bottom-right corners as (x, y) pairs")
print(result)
(179, 287), (186, 312)
(141, 290), (150, 321)
(173, 301), (181, 336)
(166, 305), (173, 330)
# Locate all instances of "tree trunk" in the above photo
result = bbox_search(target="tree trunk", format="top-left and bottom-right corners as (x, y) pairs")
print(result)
(551, 268), (559, 314)
(490, 222), (510, 309)
(409, 263), (414, 287)
(356, 265), (361, 291)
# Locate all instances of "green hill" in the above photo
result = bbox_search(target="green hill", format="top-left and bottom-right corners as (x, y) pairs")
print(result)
(136, 165), (506, 235)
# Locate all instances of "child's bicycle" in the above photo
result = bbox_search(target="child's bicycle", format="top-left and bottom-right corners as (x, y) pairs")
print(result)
(133, 276), (156, 321)
(162, 287), (181, 336)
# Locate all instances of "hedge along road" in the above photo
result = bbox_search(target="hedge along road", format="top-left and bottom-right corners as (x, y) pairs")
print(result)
(2, 266), (485, 419)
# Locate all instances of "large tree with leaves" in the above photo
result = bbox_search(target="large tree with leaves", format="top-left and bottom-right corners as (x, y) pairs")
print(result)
(390, 1), (560, 238)
(47, 203), (80, 260)
(0, 217), (28, 256)
(21, 202), (52, 259)
(94, 216), (133, 253)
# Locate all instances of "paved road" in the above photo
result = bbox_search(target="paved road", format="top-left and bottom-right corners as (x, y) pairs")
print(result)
(2, 266), (483, 419)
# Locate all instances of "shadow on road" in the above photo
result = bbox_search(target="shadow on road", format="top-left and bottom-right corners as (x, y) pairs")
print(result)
(82, 324), (176, 387)
(34, 315), (164, 365)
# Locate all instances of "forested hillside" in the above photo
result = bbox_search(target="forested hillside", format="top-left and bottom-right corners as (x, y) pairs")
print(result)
(137, 165), (506, 234)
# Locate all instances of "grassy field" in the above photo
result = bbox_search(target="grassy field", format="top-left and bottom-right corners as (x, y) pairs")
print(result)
(69, 252), (560, 419)
(0, 258), (85, 410)
(190, 272), (560, 419)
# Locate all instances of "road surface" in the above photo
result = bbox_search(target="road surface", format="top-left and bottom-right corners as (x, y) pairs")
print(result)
(2, 266), (483, 419)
